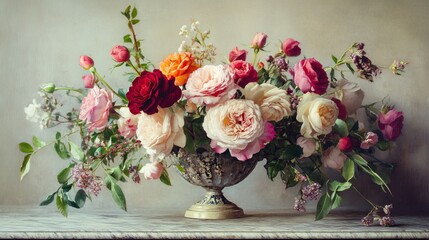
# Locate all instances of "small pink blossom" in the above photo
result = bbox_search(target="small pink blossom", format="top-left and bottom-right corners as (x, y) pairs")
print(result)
(79, 55), (94, 70)
(82, 74), (95, 88)
(110, 45), (130, 62)
(360, 132), (379, 149)
(251, 32), (268, 50)
(140, 162), (164, 180)
(71, 163), (102, 196)
(79, 86), (113, 132)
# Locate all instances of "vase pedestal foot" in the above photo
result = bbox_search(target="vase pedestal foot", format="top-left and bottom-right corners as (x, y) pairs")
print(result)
(184, 187), (244, 219)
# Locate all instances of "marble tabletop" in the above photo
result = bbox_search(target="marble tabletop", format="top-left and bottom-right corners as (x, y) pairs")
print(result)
(0, 207), (428, 239)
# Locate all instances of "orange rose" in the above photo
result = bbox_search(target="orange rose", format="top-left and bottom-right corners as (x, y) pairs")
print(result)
(159, 52), (199, 86)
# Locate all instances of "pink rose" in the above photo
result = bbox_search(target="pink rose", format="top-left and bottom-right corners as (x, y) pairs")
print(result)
(321, 146), (347, 170)
(230, 60), (258, 88)
(140, 162), (164, 180)
(79, 55), (94, 70)
(79, 86), (113, 132)
(228, 47), (247, 62)
(282, 38), (301, 57)
(251, 32), (268, 50)
(291, 58), (329, 94)
(360, 132), (379, 149)
(183, 65), (238, 107)
(378, 109), (404, 141)
(296, 136), (316, 158)
(117, 107), (140, 138)
(110, 45), (130, 63)
(203, 99), (275, 161)
(337, 137), (352, 152)
(82, 74), (95, 88)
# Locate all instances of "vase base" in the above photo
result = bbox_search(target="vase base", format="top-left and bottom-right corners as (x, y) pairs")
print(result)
(184, 203), (244, 219)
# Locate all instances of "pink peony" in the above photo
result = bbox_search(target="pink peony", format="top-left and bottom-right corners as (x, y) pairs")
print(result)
(79, 86), (113, 132)
(110, 45), (130, 63)
(82, 74), (95, 88)
(378, 109), (404, 141)
(228, 47), (247, 62)
(282, 38), (301, 57)
(321, 146), (347, 170)
(140, 162), (164, 180)
(117, 107), (140, 138)
(291, 58), (329, 94)
(183, 65), (238, 107)
(360, 132), (379, 149)
(79, 55), (94, 70)
(229, 60), (258, 88)
(251, 32), (268, 50)
(203, 99), (275, 161)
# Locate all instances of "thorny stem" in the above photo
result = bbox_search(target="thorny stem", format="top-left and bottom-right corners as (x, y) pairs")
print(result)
(352, 185), (378, 208)
(127, 60), (141, 75)
(93, 70), (128, 103)
(128, 22), (141, 70)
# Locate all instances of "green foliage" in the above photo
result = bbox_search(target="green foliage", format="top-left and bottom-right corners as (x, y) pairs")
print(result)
(56, 190), (68, 217)
(315, 192), (332, 221)
(19, 142), (33, 153)
(342, 158), (355, 181)
(69, 142), (84, 161)
(333, 119), (349, 137)
(160, 169), (172, 186)
(57, 164), (73, 184)
(40, 192), (56, 206)
(105, 175), (127, 211)
(20, 154), (32, 181)
(75, 189), (87, 208)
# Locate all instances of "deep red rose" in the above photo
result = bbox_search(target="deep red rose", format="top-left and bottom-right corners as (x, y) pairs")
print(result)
(291, 58), (329, 94)
(331, 97), (347, 120)
(337, 137), (352, 152)
(229, 60), (258, 88)
(378, 109), (404, 141)
(228, 47), (247, 62)
(126, 70), (182, 115)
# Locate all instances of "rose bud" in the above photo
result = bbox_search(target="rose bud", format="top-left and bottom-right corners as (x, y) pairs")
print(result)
(79, 55), (94, 70)
(251, 32), (268, 50)
(228, 47), (247, 62)
(337, 137), (353, 152)
(282, 38), (301, 57)
(82, 74), (96, 88)
(41, 83), (56, 93)
(110, 45), (130, 63)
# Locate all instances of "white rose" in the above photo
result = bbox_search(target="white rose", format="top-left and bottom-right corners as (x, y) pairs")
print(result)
(334, 79), (365, 115)
(243, 82), (291, 122)
(203, 99), (274, 161)
(117, 107), (140, 138)
(136, 107), (186, 159)
(321, 146), (347, 170)
(297, 93), (339, 138)
(296, 136), (316, 158)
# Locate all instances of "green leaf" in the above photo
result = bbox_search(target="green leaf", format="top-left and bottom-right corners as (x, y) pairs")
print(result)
(331, 55), (338, 64)
(56, 193), (68, 217)
(333, 119), (349, 137)
(111, 182), (127, 211)
(62, 183), (73, 192)
(108, 167), (122, 181)
(160, 169), (172, 186)
(67, 200), (81, 209)
(20, 154), (32, 181)
(121, 5), (131, 19)
(131, 19), (140, 25)
(56, 132), (61, 141)
(32, 136), (46, 148)
(330, 68), (335, 81)
(75, 189), (87, 208)
(69, 142), (84, 161)
(342, 158), (355, 181)
(57, 166), (72, 184)
(19, 142), (33, 153)
(351, 154), (368, 166)
(329, 181), (351, 192)
(346, 63), (355, 74)
(376, 140), (391, 151)
(131, 6), (137, 19)
(54, 141), (70, 159)
(266, 163), (279, 181)
(175, 164), (185, 174)
(118, 88), (128, 104)
(331, 193), (342, 210)
(315, 193), (332, 220)
(40, 193), (56, 206)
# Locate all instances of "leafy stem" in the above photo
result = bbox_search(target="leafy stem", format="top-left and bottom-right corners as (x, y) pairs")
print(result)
(127, 21), (141, 69)
(92, 70), (128, 103)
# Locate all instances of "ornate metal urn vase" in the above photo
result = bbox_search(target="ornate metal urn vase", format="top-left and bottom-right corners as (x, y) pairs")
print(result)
(176, 149), (258, 219)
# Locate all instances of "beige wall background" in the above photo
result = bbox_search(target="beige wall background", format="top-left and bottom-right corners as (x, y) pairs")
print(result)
(1, 0), (428, 214)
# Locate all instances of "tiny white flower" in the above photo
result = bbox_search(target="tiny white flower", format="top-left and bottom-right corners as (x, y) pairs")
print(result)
(190, 20), (199, 31)
(179, 25), (188, 37)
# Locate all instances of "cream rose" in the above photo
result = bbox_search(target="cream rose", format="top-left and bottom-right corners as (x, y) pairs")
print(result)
(297, 93), (339, 138)
(203, 99), (275, 161)
(136, 107), (186, 159)
(117, 107), (140, 138)
(183, 65), (238, 107)
(334, 79), (365, 115)
(243, 82), (291, 122)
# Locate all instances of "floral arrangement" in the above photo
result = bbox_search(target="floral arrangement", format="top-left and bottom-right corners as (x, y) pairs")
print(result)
(19, 5), (407, 226)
